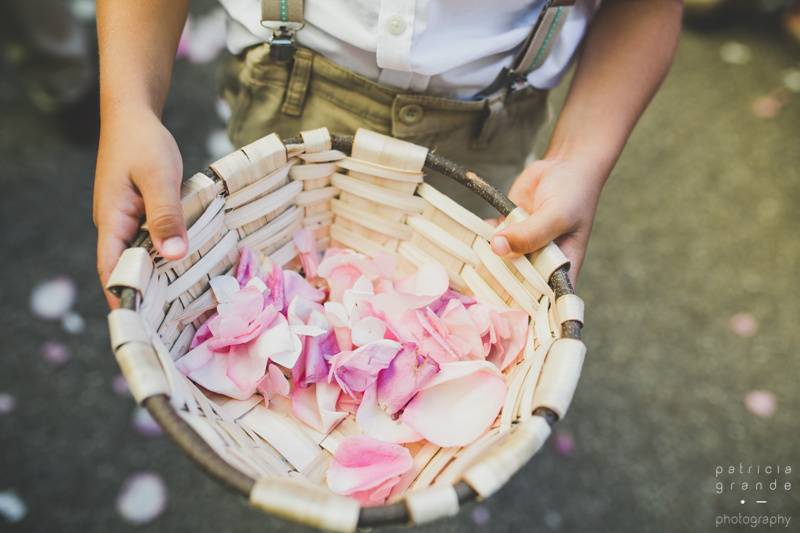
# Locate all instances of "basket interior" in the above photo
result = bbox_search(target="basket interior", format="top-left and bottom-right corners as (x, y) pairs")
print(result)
(109, 127), (585, 529)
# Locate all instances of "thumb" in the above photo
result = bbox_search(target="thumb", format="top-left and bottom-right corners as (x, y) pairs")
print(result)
(139, 174), (187, 260)
(490, 205), (569, 256)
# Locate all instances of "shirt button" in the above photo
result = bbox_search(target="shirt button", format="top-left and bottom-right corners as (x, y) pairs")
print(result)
(399, 104), (424, 125)
(386, 15), (407, 36)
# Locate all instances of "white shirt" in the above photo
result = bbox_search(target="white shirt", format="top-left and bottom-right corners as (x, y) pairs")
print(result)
(219, 0), (599, 99)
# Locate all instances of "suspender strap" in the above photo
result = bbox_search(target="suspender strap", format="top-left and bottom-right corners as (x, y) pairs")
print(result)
(261, 0), (304, 26)
(261, 0), (305, 61)
(474, 0), (575, 100)
(513, 0), (574, 74)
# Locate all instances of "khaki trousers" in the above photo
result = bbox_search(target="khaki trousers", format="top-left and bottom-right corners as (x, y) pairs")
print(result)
(220, 44), (549, 216)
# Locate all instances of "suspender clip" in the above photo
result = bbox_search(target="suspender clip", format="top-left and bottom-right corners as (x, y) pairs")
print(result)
(261, 20), (304, 62)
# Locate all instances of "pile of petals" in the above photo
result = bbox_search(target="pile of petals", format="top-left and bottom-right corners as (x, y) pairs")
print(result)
(176, 229), (529, 505)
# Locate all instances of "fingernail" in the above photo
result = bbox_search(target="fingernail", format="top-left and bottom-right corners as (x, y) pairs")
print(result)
(491, 235), (511, 256)
(161, 236), (186, 257)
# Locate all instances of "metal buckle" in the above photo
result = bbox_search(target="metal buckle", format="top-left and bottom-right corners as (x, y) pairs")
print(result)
(472, 67), (527, 101)
(261, 21), (304, 62)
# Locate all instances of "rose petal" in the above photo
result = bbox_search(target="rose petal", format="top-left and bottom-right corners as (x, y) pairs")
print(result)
(356, 383), (423, 443)
(486, 309), (529, 370)
(351, 316), (387, 347)
(264, 263), (285, 311)
(329, 340), (401, 397)
(0, 393), (16, 415)
(0, 490), (27, 523)
(235, 248), (259, 286)
(376, 343), (439, 415)
(209, 275), (241, 304)
(41, 340), (70, 366)
(292, 382), (346, 434)
(744, 390), (777, 418)
(729, 313), (758, 338)
(283, 270), (325, 311)
(553, 430), (575, 456)
(30, 276), (76, 320)
(257, 364), (291, 400)
(250, 314), (303, 368)
(401, 361), (506, 447)
(111, 375), (130, 397)
(293, 228), (320, 278)
(132, 407), (163, 437)
(326, 435), (412, 497)
(116, 472), (167, 525)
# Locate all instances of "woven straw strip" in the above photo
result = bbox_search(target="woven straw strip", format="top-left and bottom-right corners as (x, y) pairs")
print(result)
(332, 173), (426, 212)
(289, 161), (338, 181)
(531, 241), (570, 283)
(406, 215), (480, 266)
(239, 205), (302, 252)
(108, 308), (150, 352)
(331, 199), (412, 241)
(397, 241), (468, 292)
(299, 149), (346, 163)
(532, 338), (586, 418)
(115, 341), (169, 403)
(337, 158), (424, 183)
(165, 230), (237, 303)
(241, 405), (322, 472)
(556, 294), (584, 324)
(499, 359), (533, 431)
(300, 128), (332, 153)
(435, 427), (505, 486)
(406, 485), (459, 524)
(460, 265), (505, 307)
(226, 161), (294, 210)
(351, 127), (428, 172)
(416, 183), (495, 240)
(250, 477), (360, 533)
(181, 173), (223, 226)
(330, 224), (398, 258)
(472, 238), (539, 316)
(411, 446), (459, 490)
(463, 416), (551, 498)
(240, 133), (287, 184)
(106, 247), (153, 296)
(295, 186), (339, 206)
(225, 180), (302, 229)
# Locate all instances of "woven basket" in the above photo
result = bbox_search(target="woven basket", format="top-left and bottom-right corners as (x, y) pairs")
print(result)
(105, 128), (585, 532)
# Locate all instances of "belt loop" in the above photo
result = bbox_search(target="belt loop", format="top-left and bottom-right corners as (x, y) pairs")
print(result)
(281, 48), (313, 117)
(472, 91), (508, 149)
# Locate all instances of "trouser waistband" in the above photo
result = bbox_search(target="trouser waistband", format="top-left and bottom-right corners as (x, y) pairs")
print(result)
(239, 44), (548, 148)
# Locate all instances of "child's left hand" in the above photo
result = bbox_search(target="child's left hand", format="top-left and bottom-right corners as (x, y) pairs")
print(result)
(489, 158), (605, 285)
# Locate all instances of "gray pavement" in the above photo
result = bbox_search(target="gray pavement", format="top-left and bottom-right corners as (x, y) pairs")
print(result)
(1, 15), (799, 533)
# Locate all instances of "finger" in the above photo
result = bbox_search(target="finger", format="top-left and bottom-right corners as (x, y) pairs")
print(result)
(139, 175), (187, 260)
(97, 229), (127, 309)
(555, 233), (587, 287)
(490, 205), (571, 256)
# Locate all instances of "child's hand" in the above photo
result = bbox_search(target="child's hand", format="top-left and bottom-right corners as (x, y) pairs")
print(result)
(489, 158), (604, 284)
(93, 109), (187, 306)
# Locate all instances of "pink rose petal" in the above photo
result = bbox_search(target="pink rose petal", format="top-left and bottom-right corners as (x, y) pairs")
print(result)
(729, 313), (758, 338)
(256, 364), (291, 404)
(116, 472), (167, 525)
(356, 383), (423, 443)
(326, 435), (412, 505)
(235, 248), (259, 286)
(328, 340), (401, 397)
(376, 343), (439, 415)
(41, 341), (70, 366)
(401, 361), (506, 447)
(0, 393), (16, 415)
(132, 407), (163, 437)
(293, 228), (320, 278)
(30, 276), (76, 320)
(292, 382), (346, 434)
(553, 430), (575, 456)
(744, 390), (777, 418)
(112, 375), (130, 397)
(471, 505), (491, 525)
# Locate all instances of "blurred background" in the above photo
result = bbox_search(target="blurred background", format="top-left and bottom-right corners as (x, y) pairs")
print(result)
(1, 0), (799, 531)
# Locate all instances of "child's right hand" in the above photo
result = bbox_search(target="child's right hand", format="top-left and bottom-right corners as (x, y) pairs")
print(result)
(93, 109), (187, 307)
